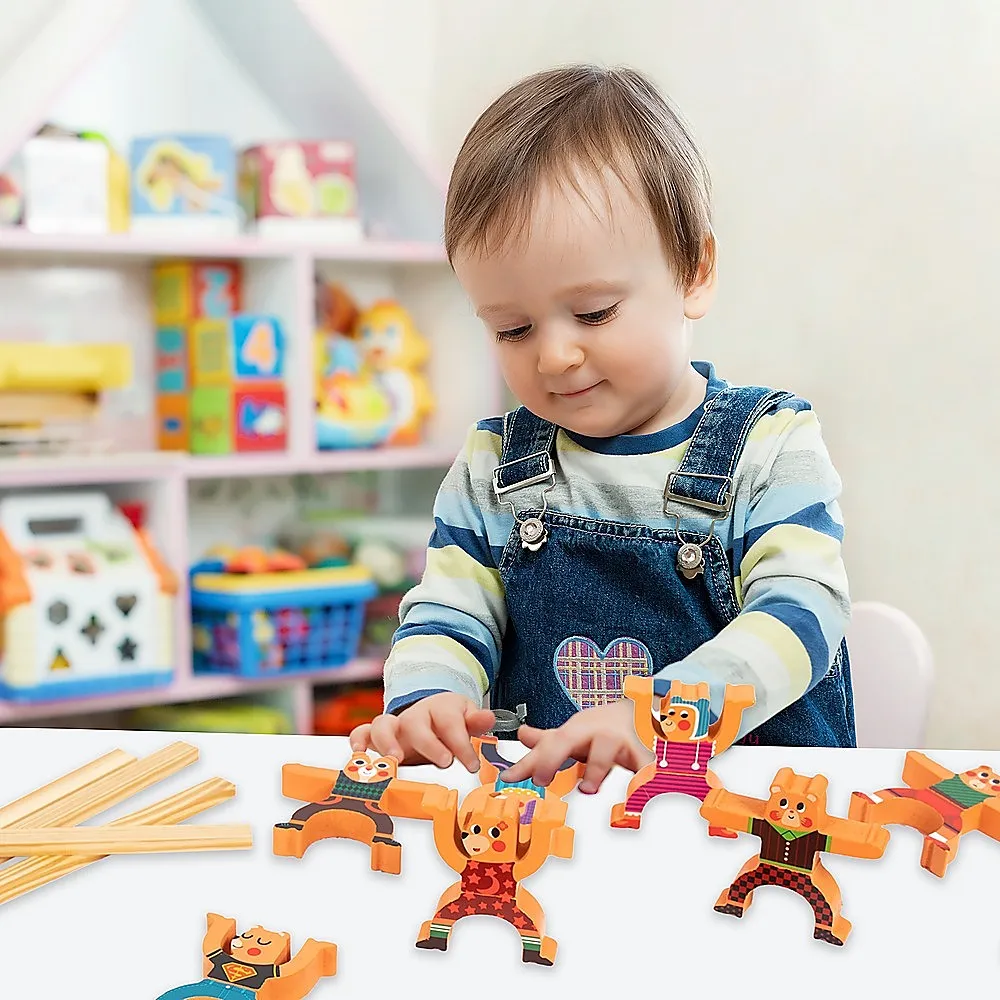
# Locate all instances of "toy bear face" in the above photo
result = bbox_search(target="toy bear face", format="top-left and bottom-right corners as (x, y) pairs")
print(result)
(356, 301), (428, 370)
(344, 752), (397, 784)
(227, 926), (290, 966)
(458, 795), (523, 862)
(766, 770), (828, 830)
(961, 766), (1000, 795)
(653, 701), (702, 742)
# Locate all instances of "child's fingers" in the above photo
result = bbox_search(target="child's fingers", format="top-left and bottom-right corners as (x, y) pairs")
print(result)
(515, 725), (545, 748)
(578, 733), (627, 794)
(349, 723), (373, 752)
(431, 707), (481, 773)
(403, 721), (455, 769)
(504, 735), (576, 787)
(464, 707), (497, 736)
(368, 714), (406, 762)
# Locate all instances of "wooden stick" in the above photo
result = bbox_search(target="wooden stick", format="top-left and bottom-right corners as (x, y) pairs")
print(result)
(6, 741), (199, 833)
(0, 750), (137, 829)
(0, 777), (235, 906)
(0, 824), (253, 855)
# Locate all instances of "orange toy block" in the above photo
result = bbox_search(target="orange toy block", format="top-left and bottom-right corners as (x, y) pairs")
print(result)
(154, 912), (335, 1000)
(415, 785), (572, 966)
(156, 392), (190, 451)
(273, 750), (443, 875)
(610, 677), (754, 834)
(700, 768), (889, 946)
(848, 751), (1000, 877)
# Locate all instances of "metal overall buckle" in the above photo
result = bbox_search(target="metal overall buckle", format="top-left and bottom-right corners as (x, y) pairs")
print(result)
(664, 472), (734, 580)
(493, 452), (555, 552)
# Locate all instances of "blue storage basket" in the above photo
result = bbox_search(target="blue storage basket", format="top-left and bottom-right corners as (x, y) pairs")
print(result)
(190, 561), (377, 678)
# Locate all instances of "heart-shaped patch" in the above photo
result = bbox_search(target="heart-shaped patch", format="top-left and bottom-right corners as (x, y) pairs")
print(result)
(116, 595), (137, 617)
(553, 636), (652, 711)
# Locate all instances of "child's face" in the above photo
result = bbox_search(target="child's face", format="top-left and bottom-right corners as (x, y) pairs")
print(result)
(453, 167), (715, 437)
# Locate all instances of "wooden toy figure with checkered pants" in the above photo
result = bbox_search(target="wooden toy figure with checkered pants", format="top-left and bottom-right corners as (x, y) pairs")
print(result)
(700, 768), (889, 946)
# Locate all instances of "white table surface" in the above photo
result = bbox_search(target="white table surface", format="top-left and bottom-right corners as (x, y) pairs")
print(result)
(0, 728), (995, 996)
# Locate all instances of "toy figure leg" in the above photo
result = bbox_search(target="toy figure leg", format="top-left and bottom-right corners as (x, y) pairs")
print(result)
(714, 855), (762, 916)
(810, 859), (851, 945)
(157, 980), (255, 999)
(416, 882), (464, 952)
(611, 763), (658, 828)
(514, 886), (558, 966)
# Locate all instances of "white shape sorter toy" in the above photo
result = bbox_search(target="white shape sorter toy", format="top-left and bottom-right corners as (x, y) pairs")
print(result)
(0, 492), (177, 701)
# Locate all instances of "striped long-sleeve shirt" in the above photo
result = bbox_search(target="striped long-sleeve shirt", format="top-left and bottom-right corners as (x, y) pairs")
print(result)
(383, 366), (850, 737)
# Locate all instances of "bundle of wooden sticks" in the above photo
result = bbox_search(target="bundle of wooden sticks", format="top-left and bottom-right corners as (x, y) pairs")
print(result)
(0, 740), (252, 906)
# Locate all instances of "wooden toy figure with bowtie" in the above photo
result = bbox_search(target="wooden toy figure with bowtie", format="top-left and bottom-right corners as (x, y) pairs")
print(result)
(700, 768), (889, 946)
(610, 677), (755, 833)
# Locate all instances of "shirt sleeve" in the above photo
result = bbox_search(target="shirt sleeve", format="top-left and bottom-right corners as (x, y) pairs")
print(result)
(652, 399), (851, 739)
(383, 419), (509, 715)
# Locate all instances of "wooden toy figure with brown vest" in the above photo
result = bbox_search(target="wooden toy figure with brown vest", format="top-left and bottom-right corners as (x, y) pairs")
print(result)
(154, 913), (337, 1000)
(610, 677), (755, 834)
(273, 749), (441, 875)
(848, 751), (1000, 877)
(700, 769), (889, 946)
(415, 784), (574, 965)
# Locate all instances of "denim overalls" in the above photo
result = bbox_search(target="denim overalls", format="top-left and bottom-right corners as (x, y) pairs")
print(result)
(489, 382), (855, 747)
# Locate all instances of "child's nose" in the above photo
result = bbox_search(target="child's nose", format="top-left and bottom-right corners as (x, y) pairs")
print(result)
(536, 328), (584, 375)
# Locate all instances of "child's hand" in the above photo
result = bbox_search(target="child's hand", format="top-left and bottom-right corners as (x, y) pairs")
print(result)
(501, 699), (649, 794)
(349, 693), (495, 772)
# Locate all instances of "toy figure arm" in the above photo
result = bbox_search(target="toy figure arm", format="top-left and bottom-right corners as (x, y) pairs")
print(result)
(825, 817), (890, 859)
(383, 422), (506, 716)
(280, 763), (340, 803)
(513, 812), (571, 881)
(277, 938), (338, 980)
(423, 787), (468, 874)
(622, 676), (657, 750)
(203, 913), (236, 956)
(708, 684), (756, 751)
(900, 751), (954, 790)
(651, 399), (850, 738)
(382, 779), (449, 820)
(699, 788), (764, 833)
(979, 798), (1000, 842)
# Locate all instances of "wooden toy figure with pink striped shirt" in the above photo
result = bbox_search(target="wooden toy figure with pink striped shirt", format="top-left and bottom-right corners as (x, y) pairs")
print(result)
(610, 677), (755, 834)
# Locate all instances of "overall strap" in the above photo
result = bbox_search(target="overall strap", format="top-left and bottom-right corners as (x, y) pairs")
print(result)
(664, 386), (793, 514)
(492, 406), (558, 498)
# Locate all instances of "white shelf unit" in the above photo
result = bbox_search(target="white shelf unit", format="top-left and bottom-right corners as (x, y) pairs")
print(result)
(0, 0), (499, 733)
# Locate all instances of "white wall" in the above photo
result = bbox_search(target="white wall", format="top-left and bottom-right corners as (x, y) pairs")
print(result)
(426, 0), (1000, 748)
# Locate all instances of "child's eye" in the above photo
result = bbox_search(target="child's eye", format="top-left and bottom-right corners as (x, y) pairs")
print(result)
(575, 303), (620, 325)
(496, 325), (531, 343)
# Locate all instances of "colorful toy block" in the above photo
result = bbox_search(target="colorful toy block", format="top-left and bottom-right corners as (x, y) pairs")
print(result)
(190, 386), (233, 455)
(701, 768), (889, 946)
(156, 393), (190, 451)
(849, 751), (1000, 877)
(235, 385), (287, 451)
(153, 262), (242, 325)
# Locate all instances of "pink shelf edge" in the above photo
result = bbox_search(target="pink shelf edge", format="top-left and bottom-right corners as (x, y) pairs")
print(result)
(0, 656), (384, 723)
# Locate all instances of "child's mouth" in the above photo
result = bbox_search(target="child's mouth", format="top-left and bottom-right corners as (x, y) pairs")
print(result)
(555, 381), (603, 399)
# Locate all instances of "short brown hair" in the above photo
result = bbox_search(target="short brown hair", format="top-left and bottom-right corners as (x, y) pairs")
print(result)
(444, 64), (714, 288)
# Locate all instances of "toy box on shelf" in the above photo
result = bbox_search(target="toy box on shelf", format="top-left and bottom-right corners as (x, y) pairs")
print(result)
(153, 261), (288, 454)
(0, 491), (177, 702)
(190, 547), (377, 680)
(130, 134), (239, 235)
(240, 140), (363, 241)
(0, 343), (132, 455)
(314, 281), (434, 450)
(2, 124), (130, 235)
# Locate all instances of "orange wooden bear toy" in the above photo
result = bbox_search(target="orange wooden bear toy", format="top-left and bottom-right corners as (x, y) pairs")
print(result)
(849, 752), (1000, 877)
(700, 768), (889, 946)
(611, 677), (754, 833)
(155, 913), (336, 999)
(273, 749), (440, 874)
(415, 784), (574, 965)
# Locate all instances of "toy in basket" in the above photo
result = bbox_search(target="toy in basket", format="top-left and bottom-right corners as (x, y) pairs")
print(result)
(190, 551), (376, 679)
(0, 492), (176, 701)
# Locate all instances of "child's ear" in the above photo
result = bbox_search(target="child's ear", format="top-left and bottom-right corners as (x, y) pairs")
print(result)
(683, 235), (717, 320)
